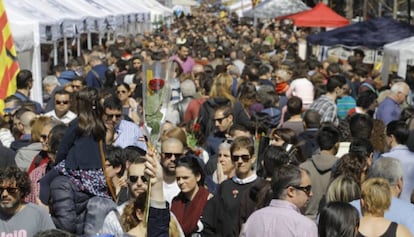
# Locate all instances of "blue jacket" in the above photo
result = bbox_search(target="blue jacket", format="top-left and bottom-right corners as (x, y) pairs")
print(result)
(85, 64), (108, 88)
(56, 119), (103, 169)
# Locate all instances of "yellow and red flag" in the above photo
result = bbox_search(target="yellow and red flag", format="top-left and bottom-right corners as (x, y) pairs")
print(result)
(0, 0), (18, 112)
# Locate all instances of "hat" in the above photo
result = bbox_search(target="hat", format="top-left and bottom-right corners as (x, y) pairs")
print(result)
(180, 80), (196, 97)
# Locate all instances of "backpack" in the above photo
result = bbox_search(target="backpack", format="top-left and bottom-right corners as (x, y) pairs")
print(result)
(90, 69), (106, 88)
(83, 196), (119, 236)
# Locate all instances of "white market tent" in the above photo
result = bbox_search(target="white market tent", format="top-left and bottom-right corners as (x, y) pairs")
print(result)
(228, 0), (252, 17)
(4, 0), (172, 104)
(382, 36), (414, 80)
(172, 0), (200, 15)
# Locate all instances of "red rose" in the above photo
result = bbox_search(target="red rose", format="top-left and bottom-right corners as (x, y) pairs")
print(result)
(149, 78), (165, 91)
(193, 123), (200, 132)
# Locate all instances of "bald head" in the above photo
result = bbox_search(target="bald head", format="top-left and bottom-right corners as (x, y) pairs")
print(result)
(20, 111), (36, 133)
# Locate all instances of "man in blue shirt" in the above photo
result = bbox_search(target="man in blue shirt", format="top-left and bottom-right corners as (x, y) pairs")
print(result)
(102, 96), (147, 152)
(13, 70), (42, 114)
(350, 157), (414, 235)
(376, 82), (409, 125)
(85, 55), (108, 88)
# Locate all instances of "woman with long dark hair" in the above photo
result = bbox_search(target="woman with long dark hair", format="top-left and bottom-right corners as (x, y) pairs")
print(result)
(319, 201), (360, 237)
(171, 154), (212, 236)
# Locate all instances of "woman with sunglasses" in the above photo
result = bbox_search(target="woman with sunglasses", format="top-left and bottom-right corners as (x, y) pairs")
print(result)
(116, 83), (140, 124)
(26, 120), (64, 203)
(171, 154), (212, 236)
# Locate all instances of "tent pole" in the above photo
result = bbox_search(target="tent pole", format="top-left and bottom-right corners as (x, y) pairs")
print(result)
(99, 33), (103, 46)
(64, 36), (68, 66)
(77, 36), (81, 58)
(87, 32), (92, 50)
(53, 41), (58, 66)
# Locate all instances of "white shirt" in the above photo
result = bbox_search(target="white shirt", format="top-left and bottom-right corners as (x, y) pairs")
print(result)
(163, 180), (180, 207)
(44, 110), (77, 124)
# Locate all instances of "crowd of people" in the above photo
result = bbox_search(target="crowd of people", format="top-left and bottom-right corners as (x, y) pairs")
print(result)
(2, 2), (414, 237)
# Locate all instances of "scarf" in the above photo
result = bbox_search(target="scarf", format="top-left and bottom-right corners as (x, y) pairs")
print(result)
(171, 186), (210, 236)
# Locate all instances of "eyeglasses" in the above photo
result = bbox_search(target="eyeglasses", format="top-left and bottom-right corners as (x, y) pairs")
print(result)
(231, 154), (251, 162)
(55, 100), (69, 105)
(105, 113), (122, 120)
(0, 187), (19, 194)
(291, 185), (312, 196)
(117, 90), (128, 94)
(213, 115), (228, 124)
(163, 152), (183, 159)
(129, 175), (148, 183)
(40, 134), (48, 141)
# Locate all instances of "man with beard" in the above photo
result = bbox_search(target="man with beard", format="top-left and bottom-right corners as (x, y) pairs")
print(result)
(101, 156), (149, 236)
(170, 45), (195, 74)
(0, 166), (55, 236)
(160, 138), (184, 205)
(101, 147), (185, 236)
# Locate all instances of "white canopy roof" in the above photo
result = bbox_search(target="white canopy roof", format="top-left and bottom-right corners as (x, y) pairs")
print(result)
(382, 36), (414, 80)
(3, 0), (172, 105)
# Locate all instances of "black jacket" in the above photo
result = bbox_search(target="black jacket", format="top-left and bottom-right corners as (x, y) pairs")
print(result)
(49, 175), (92, 234)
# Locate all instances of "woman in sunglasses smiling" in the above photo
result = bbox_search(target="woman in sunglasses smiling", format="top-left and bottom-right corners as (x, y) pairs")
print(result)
(171, 154), (212, 236)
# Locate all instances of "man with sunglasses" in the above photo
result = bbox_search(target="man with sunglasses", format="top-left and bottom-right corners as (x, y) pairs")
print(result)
(0, 166), (55, 236)
(160, 137), (184, 206)
(206, 105), (234, 158)
(202, 136), (262, 236)
(102, 96), (147, 152)
(241, 165), (317, 237)
(101, 156), (148, 236)
(44, 89), (76, 124)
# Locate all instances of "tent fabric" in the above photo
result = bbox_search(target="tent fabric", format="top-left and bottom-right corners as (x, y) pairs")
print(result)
(382, 36), (414, 80)
(307, 17), (414, 49)
(4, 0), (171, 105)
(228, 0), (252, 17)
(243, 0), (310, 19)
(286, 3), (349, 28)
(172, 0), (200, 6)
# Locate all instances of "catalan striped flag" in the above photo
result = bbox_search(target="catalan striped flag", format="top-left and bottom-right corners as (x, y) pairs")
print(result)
(0, 0), (18, 112)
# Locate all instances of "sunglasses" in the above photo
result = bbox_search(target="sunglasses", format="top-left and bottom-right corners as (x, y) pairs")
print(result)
(0, 187), (19, 194)
(117, 90), (128, 94)
(129, 175), (148, 183)
(55, 100), (69, 105)
(231, 154), (251, 162)
(291, 185), (312, 196)
(71, 85), (81, 89)
(105, 113), (122, 120)
(163, 152), (183, 159)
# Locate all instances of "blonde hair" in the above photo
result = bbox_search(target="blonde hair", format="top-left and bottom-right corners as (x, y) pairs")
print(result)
(326, 175), (361, 203)
(30, 116), (53, 142)
(361, 178), (391, 217)
(209, 73), (234, 103)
